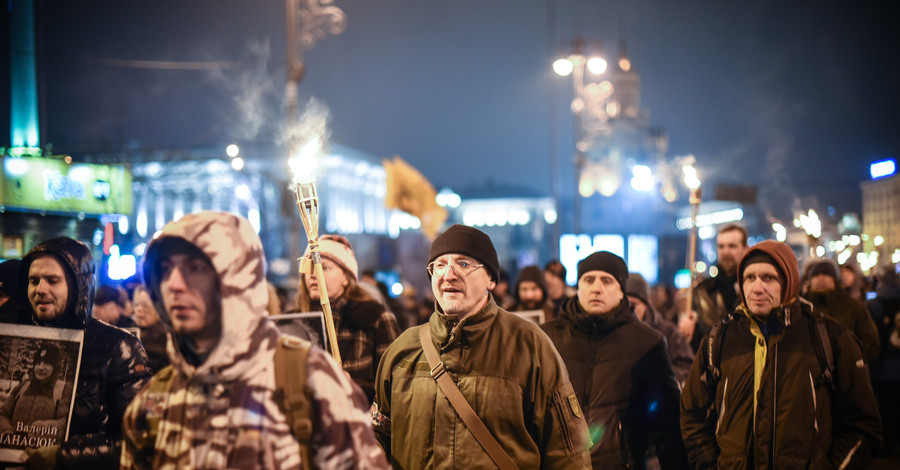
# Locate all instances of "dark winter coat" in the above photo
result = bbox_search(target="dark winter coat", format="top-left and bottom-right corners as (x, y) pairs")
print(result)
(681, 240), (882, 470)
(541, 297), (688, 469)
(2, 237), (151, 469)
(804, 288), (881, 362)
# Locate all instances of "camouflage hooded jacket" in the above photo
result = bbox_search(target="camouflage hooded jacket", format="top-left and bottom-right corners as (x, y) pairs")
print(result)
(120, 212), (387, 469)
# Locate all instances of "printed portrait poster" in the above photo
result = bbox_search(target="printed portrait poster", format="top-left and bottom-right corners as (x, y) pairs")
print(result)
(0, 325), (84, 464)
(512, 309), (546, 325)
(271, 312), (329, 352)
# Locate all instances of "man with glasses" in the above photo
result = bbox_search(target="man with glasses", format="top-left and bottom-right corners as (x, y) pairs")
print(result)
(372, 224), (591, 468)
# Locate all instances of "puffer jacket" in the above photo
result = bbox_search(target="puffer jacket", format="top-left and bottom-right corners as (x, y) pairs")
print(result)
(372, 294), (592, 469)
(680, 240), (882, 470)
(1, 237), (152, 469)
(121, 211), (387, 469)
(542, 297), (688, 469)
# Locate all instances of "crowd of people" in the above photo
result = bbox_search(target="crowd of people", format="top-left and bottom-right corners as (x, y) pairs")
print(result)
(0, 214), (896, 469)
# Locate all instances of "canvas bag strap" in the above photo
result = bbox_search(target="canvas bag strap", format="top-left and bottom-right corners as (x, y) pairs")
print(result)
(417, 324), (518, 470)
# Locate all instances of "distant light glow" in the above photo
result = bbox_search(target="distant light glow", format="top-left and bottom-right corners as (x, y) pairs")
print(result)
(586, 57), (607, 75)
(874, 235), (884, 246)
(674, 270), (692, 289)
(676, 208), (744, 230)
(107, 245), (137, 281)
(118, 215), (129, 235)
(226, 144), (240, 158)
(136, 208), (148, 237)
(543, 208), (558, 225)
(772, 223), (787, 242)
(698, 225), (716, 240)
(235, 184), (251, 200)
(5, 157), (29, 177)
(709, 265), (719, 277)
(631, 165), (654, 192)
(553, 58), (574, 76)
(231, 157), (245, 171)
(815, 246), (825, 257)
(618, 57), (631, 72)
(391, 282), (404, 296)
(870, 159), (896, 179)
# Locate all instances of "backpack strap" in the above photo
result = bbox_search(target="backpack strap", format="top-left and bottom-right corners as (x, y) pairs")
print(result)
(704, 318), (731, 389)
(810, 316), (836, 391)
(274, 335), (314, 470)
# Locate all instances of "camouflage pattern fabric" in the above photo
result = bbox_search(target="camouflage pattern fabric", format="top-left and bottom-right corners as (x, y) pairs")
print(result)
(120, 211), (387, 469)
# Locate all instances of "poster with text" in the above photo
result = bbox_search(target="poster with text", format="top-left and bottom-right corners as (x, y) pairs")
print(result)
(0, 325), (84, 464)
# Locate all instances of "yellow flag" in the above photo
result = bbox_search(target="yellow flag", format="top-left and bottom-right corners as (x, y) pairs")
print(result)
(383, 156), (447, 239)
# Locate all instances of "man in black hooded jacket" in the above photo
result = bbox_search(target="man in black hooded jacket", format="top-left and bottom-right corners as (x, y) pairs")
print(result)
(0, 237), (150, 469)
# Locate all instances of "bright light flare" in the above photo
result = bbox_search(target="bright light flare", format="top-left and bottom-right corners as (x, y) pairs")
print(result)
(631, 165), (654, 192)
(289, 137), (322, 183)
(226, 144), (240, 158)
(553, 58), (574, 76)
(870, 159), (896, 179)
(587, 57), (607, 75)
(682, 165), (701, 189)
(772, 222), (787, 242)
(798, 210), (821, 238)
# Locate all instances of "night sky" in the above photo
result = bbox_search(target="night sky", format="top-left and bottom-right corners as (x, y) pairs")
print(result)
(7, 0), (900, 224)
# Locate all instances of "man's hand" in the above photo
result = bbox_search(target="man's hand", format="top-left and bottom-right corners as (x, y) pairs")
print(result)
(678, 311), (698, 339)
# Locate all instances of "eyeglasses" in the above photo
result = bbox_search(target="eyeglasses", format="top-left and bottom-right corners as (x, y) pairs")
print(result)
(426, 259), (484, 277)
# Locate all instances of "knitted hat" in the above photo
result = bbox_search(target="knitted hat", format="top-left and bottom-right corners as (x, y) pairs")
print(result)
(428, 224), (499, 281)
(625, 272), (651, 306)
(806, 259), (839, 285)
(0, 259), (19, 296)
(577, 251), (628, 291)
(514, 266), (548, 298)
(306, 235), (359, 281)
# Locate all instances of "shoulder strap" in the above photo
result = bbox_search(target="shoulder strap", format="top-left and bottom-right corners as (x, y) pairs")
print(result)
(417, 324), (518, 470)
(810, 316), (836, 391)
(704, 319), (730, 388)
(274, 335), (314, 470)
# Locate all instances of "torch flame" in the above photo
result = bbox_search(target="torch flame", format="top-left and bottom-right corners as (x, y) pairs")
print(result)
(289, 136), (322, 184)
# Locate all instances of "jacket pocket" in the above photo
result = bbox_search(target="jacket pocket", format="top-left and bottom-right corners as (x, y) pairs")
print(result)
(550, 381), (587, 456)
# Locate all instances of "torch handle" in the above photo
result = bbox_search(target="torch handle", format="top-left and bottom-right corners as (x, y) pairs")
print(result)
(313, 257), (342, 365)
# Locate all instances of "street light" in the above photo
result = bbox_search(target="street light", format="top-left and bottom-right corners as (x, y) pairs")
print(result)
(554, 37), (612, 233)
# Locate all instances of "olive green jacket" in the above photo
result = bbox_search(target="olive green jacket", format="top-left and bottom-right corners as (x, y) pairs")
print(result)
(372, 295), (591, 469)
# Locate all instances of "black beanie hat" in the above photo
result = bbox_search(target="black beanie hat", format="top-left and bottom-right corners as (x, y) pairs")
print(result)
(806, 260), (840, 285)
(428, 224), (500, 282)
(577, 251), (628, 291)
(625, 272), (651, 306)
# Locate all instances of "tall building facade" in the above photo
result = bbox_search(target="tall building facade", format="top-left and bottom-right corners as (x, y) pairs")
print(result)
(861, 173), (900, 263)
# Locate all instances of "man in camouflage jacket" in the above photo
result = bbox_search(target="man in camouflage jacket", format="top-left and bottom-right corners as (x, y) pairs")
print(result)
(120, 211), (387, 469)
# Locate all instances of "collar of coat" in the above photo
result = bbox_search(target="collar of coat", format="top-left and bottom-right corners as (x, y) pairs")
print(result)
(559, 296), (633, 337)
(430, 293), (498, 349)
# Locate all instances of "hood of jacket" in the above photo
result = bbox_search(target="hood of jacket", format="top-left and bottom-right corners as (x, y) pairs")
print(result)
(13, 237), (95, 329)
(142, 211), (276, 381)
(737, 240), (800, 311)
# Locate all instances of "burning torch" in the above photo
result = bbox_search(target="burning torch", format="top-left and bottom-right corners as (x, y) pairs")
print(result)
(289, 136), (342, 364)
(682, 164), (702, 323)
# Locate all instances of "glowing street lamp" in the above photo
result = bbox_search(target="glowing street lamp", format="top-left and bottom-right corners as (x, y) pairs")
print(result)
(289, 136), (342, 364)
